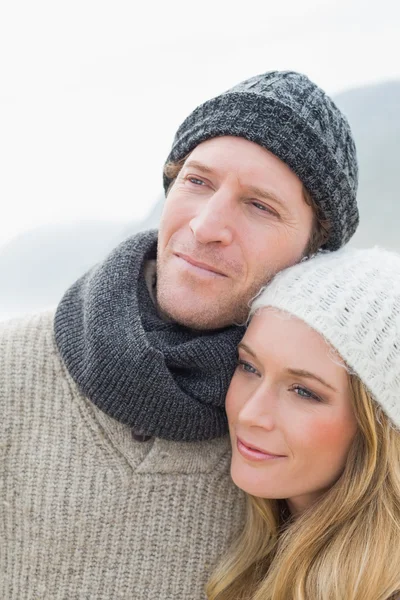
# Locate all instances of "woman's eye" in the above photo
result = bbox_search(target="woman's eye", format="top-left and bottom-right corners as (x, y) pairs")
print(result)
(236, 359), (259, 376)
(291, 385), (322, 403)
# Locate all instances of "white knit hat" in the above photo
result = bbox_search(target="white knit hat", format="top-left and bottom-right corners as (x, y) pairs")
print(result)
(251, 247), (400, 429)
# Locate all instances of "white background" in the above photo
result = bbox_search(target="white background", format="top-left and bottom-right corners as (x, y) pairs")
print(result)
(1, 0), (399, 247)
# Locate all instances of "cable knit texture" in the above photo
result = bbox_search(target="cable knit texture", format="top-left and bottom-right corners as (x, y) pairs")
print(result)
(252, 246), (400, 429)
(0, 311), (246, 599)
(54, 229), (245, 441)
(164, 70), (359, 251)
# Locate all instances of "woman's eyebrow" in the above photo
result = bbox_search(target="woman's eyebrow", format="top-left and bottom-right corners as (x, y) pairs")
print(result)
(238, 342), (257, 359)
(287, 368), (337, 392)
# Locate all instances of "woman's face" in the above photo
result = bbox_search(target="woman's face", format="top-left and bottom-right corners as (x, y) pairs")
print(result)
(226, 308), (358, 514)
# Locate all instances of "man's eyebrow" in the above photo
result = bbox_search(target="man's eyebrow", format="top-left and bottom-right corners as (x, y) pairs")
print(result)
(287, 368), (337, 392)
(182, 162), (287, 209)
(238, 342), (258, 359)
(246, 185), (287, 210)
(183, 160), (215, 175)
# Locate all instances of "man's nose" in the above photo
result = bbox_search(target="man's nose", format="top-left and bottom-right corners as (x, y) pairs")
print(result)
(189, 188), (234, 246)
(237, 387), (276, 432)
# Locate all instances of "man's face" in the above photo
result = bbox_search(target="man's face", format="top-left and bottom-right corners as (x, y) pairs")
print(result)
(157, 136), (314, 330)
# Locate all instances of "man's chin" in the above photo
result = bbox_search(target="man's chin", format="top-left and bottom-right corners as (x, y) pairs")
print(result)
(157, 294), (236, 331)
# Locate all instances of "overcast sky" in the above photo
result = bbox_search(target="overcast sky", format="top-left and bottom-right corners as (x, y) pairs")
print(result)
(0, 0), (399, 247)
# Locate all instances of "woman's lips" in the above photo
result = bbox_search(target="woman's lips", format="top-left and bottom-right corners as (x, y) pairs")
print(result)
(236, 437), (286, 462)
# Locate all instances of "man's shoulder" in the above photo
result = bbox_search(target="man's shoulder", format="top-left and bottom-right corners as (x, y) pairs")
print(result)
(0, 309), (55, 342)
(0, 310), (58, 373)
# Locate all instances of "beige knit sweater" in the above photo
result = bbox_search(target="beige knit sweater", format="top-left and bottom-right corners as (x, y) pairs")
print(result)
(0, 311), (246, 599)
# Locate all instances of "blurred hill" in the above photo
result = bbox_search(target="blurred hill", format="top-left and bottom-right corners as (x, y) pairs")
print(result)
(0, 200), (164, 319)
(0, 79), (399, 319)
(334, 80), (400, 249)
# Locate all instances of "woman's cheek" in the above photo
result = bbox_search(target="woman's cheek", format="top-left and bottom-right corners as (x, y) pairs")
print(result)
(226, 398), (241, 430)
(225, 377), (244, 421)
(290, 412), (356, 459)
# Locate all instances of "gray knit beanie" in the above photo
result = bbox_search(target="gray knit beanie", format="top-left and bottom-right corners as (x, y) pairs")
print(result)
(251, 247), (400, 430)
(164, 71), (359, 251)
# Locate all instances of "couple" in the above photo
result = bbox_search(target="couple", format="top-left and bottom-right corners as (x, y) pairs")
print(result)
(1, 71), (399, 599)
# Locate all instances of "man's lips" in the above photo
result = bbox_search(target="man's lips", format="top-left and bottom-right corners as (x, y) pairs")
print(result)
(174, 253), (227, 277)
(236, 436), (287, 462)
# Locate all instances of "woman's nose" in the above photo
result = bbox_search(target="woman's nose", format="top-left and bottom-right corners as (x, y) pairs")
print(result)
(237, 388), (276, 432)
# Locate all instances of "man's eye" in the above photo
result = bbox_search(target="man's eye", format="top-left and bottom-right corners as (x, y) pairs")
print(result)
(251, 201), (279, 217)
(187, 176), (205, 186)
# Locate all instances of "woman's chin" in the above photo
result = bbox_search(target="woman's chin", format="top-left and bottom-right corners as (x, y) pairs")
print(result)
(230, 463), (283, 499)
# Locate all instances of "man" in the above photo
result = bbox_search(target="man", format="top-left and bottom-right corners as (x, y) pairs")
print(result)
(0, 71), (358, 599)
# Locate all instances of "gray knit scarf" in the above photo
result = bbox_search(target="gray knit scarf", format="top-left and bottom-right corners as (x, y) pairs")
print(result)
(54, 230), (245, 441)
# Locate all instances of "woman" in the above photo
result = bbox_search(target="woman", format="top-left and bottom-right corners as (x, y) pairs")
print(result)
(207, 246), (400, 600)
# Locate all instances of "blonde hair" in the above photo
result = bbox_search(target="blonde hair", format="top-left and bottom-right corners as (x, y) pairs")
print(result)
(206, 376), (400, 600)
